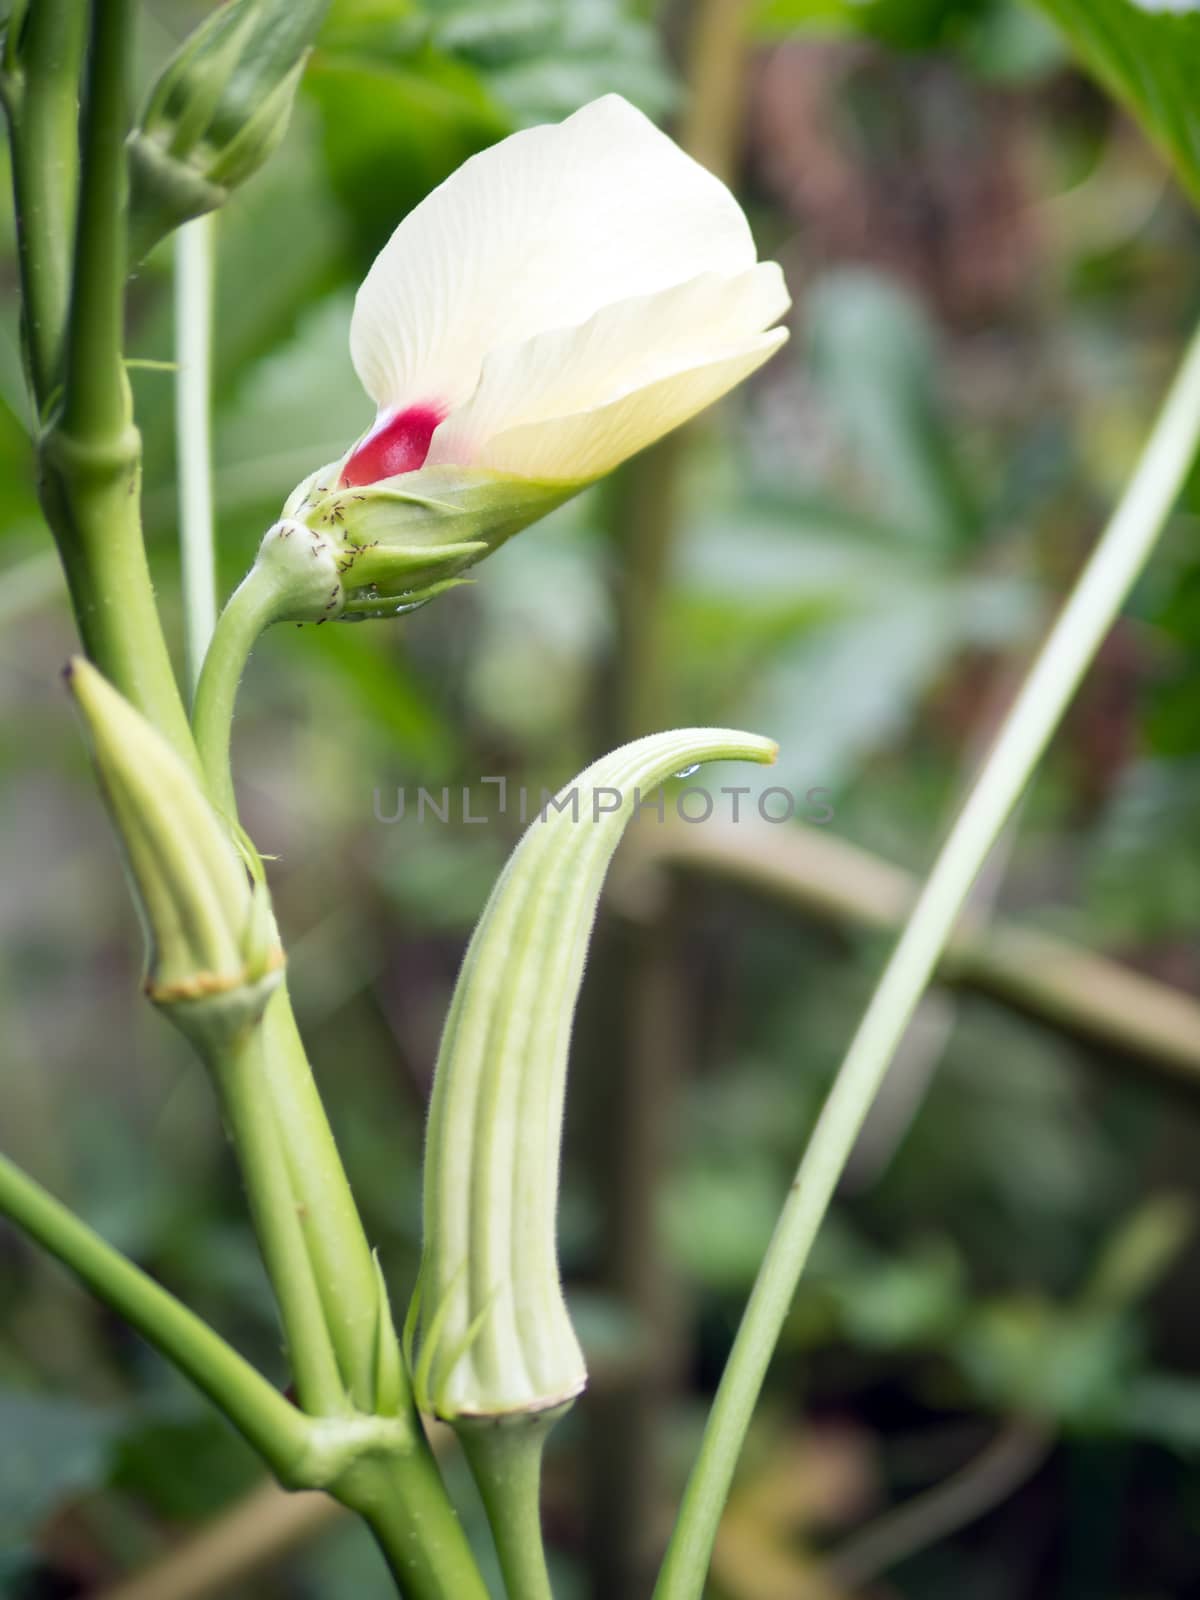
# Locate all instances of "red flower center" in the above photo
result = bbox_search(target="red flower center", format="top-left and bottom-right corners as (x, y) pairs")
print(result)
(340, 404), (445, 487)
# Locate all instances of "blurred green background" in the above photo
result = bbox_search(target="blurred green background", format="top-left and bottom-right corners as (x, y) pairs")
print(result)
(5, 0), (1200, 1595)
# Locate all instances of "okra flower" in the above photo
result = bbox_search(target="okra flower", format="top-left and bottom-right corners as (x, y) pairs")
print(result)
(268, 92), (791, 619)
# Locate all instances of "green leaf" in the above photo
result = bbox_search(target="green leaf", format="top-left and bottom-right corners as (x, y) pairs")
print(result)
(305, 48), (509, 262)
(1082, 1194), (1193, 1312)
(953, 1297), (1136, 1425)
(1121, 1372), (1200, 1454)
(0, 1391), (122, 1571)
(1029, 0), (1200, 205)
(805, 271), (977, 549)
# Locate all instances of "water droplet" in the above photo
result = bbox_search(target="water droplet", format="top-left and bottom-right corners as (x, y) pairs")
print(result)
(672, 764), (700, 778)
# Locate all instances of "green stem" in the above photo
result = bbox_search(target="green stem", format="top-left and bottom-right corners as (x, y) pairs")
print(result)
(195, 577), (393, 1409)
(41, 454), (197, 767)
(206, 1020), (348, 1418)
(653, 321), (1200, 1600)
(260, 982), (400, 1414)
(0, 1150), (314, 1482)
(175, 213), (218, 696)
(459, 1417), (556, 1600)
(35, 0), (196, 765)
(61, 0), (128, 441)
(6, 0), (85, 408)
(337, 1449), (491, 1600)
(193, 557), (291, 818)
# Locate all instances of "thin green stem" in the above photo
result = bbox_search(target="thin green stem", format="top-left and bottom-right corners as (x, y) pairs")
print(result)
(6, 0), (85, 408)
(260, 982), (400, 1414)
(193, 558), (286, 818)
(460, 1418), (556, 1600)
(206, 1021), (348, 1418)
(175, 213), (218, 696)
(196, 571), (423, 1408)
(653, 321), (1200, 1600)
(195, 567), (394, 1410)
(0, 1150), (314, 1482)
(197, 615), (485, 1583)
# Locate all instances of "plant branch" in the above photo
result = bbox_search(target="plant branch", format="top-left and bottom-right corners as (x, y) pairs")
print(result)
(826, 1419), (1052, 1590)
(97, 1481), (344, 1600)
(195, 564), (407, 1412)
(654, 320), (1200, 1600)
(205, 1021), (348, 1418)
(625, 818), (1200, 1088)
(0, 1151), (314, 1481)
(193, 556), (290, 818)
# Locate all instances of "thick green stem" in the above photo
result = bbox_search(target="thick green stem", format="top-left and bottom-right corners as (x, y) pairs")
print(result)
(34, 0), (195, 764)
(40, 444), (196, 766)
(206, 1021), (348, 1418)
(9, 15), (480, 1594)
(6, 0), (85, 408)
(654, 322), (1200, 1600)
(60, 0), (127, 441)
(0, 1151), (314, 1481)
(460, 1417), (557, 1600)
(175, 213), (218, 695)
(337, 1449), (491, 1600)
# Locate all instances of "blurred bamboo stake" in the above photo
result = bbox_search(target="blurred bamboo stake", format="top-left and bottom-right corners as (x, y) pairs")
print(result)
(625, 817), (1200, 1086)
(678, 0), (748, 183)
(585, 4), (751, 1595)
(94, 1421), (457, 1600)
(96, 1482), (344, 1600)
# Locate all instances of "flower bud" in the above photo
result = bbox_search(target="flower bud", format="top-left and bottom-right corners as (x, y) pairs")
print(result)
(413, 727), (778, 1424)
(67, 659), (283, 1046)
(128, 0), (328, 258)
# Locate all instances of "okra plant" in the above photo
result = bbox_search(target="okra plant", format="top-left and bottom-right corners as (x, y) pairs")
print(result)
(2, 1), (1200, 1596)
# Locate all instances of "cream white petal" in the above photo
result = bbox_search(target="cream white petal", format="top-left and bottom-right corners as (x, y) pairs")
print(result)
(460, 328), (789, 483)
(349, 94), (761, 416)
(426, 264), (789, 470)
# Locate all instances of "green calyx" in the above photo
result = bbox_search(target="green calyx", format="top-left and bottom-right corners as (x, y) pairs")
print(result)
(413, 728), (778, 1425)
(281, 462), (583, 620)
(67, 658), (282, 1048)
